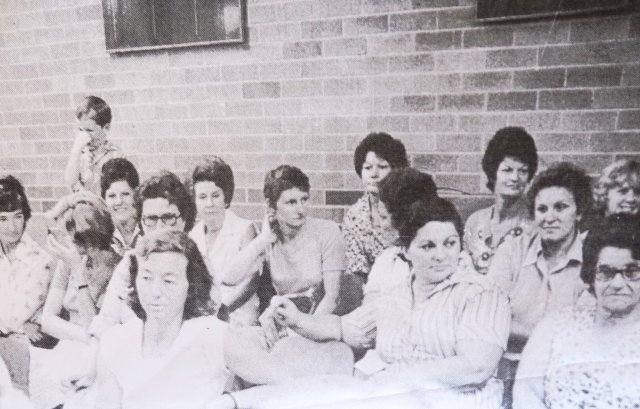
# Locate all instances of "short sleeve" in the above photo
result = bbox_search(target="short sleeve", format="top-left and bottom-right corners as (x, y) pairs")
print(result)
(457, 287), (511, 351)
(320, 221), (346, 274)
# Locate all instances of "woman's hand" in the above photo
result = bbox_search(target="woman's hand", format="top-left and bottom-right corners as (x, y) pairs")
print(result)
(272, 296), (304, 328)
(257, 213), (278, 246)
(47, 234), (82, 268)
(22, 322), (43, 343)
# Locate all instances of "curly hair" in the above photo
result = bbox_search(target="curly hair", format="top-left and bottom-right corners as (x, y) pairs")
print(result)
(263, 165), (310, 208)
(394, 197), (463, 249)
(0, 175), (31, 224)
(527, 162), (592, 217)
(378, 168), (438, 244)
(353, 132), (409, 177)
(128, 230), (215, 321)
(592, 159), (640, 214)
(482, 127), (538, 192)
(190, 156), (235, 208)
(100, 158), (140, 199)
(135, 171), (196, 232)
(76, 96), (111, 127)
(581, 214), (640, 294)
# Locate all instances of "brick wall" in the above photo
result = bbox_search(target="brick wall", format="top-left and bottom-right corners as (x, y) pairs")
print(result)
(1, 0), (639, 222)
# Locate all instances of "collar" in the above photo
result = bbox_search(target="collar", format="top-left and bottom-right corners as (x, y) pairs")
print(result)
(523, 231), (585, 268)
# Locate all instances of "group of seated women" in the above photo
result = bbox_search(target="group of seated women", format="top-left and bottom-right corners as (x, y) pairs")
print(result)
(0, 127), (639, 409)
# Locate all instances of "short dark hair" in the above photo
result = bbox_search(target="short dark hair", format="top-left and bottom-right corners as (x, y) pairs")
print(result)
(379, 168), (438, 240)
(0, 175), (31, 224)
(76, 96), (112, 127)
(581, 215), (640, 294)
(129, 230), (215, 321)
(482, 127), (538, 192)
(353, 132), (409, 177)
(71, 203), (115, 252)
(263, 165), (310, 208)
(395, 197), (463, 248)
(191, 157), (235, 208)
(100, 158), (140, 198)
(135, 171), (196, 232)
(527, 162), (592, 217)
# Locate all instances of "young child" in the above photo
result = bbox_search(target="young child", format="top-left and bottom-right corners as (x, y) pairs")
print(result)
(64, 96), (123, 194)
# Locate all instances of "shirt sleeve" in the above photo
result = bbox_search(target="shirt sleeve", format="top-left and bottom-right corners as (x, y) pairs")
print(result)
(320, 221), (346, 274)
(456, 286), (512, 351)
(91, 255), (133, 337)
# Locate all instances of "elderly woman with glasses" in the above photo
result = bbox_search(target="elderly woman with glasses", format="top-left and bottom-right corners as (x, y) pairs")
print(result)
(514, 216), (640, 408)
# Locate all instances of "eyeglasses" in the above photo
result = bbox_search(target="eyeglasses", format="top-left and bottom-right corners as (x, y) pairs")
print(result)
(141, 213), (181, 228)
(595, 265), (640, 282)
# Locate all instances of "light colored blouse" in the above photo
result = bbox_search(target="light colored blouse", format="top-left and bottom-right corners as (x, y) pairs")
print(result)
(0, 233), (55, 334)
(74, 140), (123, 195)
(463, 204), (531, 274)
(97, 315), (230, 409)
(111, 225), (142, 257)
(342, 193), (393, 278)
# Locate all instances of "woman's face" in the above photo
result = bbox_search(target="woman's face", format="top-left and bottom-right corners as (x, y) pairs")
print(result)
(0, 210), (25, 246)
(137, 251), (189, 322)
(274, 187), (309, 229)
(406, 221), (461, 285)
(361, 152), (391, 194)
(534, 186), (580, 245)
(194, 181), (227, 225)
(594, 246), (640, 316)
(105, 180), (137, 226)
(494, 156), (530, 198)
(606, 181), (640, 216)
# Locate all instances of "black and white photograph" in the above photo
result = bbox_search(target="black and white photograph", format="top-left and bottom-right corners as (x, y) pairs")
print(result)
(0, 0), (639, 408)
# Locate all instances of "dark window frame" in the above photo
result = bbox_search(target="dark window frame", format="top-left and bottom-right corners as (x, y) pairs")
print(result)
(476, 0), (631, 23)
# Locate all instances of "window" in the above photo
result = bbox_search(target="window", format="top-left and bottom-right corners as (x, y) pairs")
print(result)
(102, 0), (245, 53)
(477, 0), (630, 22)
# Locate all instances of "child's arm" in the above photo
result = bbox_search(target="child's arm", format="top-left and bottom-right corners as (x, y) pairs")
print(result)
(64, 132), (91, 190)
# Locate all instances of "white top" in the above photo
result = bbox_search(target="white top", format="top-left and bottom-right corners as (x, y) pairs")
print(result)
(98, 315), (229, 409)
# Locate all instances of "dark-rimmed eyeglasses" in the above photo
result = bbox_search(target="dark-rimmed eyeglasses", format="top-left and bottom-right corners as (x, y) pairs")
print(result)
(141, 213), (181, 228)
(595, 265), (640, 282)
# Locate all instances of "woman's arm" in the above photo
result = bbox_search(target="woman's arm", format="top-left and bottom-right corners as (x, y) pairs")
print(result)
(93, 340), (123, 409)
(314, 222), (346, 315)
(314, 268), (341, 315)
(223, 217), (275, 286)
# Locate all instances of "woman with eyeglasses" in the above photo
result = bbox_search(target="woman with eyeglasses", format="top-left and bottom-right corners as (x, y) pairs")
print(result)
(464, 127), (538, 274)
(514, 216), (640, 408)
(30, 192), (121, 409)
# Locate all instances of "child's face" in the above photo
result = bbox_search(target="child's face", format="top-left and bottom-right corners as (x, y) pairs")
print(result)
(76, 115), (109, 146)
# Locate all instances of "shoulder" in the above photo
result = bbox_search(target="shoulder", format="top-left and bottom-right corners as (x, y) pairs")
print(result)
(224, 210), (253, 232)
(308, 217), (341, 236)
(101, 318), (141, 354)
(466, 206), (493, 227)
(344, 195), (368, 223)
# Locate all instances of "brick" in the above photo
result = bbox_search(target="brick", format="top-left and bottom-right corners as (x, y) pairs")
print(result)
(324, 117), (367, 134)
(367, 116), (410, 132)
(369, 34), (414, 55)
(312, 0), (361, 18)
(265, 135), (304, 152)
(255, 23), (300, 43)
(535, 133), (591, 152)
(560, 112), (617, 132)
(463, 27), (513, 48)
(42, 93), (71, 109)
(593, 88), (640, 109)
(389, 11), (437, 32)
(343, 16), (389, 35)
(487, 49), (537, 68)
(242, 81), (281, 99)
(561, 155), (612, 173)
(570, 18), (630, 43)
(362, 0), (411, 13)
(434, 51), (486, 72)
(437, 7), (476, 29)
(513, 22), (570, 46)
(413, 154), (457, 172)
(220, 64), (260, 82)
(281, 79), (323, 98)
(282, 153), (324, 170)
(301, 20), (342, 39)
(487, 91), (537, 111)
(591, 133), (640, 152)
(19, 126), (47, 140)
(566, 66), (622, 87)
(459, 114), (509, 132)
(437, 134), (482, 152)
(631, 16), (640, 38)
(184, 67), (221, 84)
(409, 115), (457, 132)
(324, 78), (367, 96)
(458, 154), (482, 172)
(388, 54), (434, 72)
(250, 5), (277, 24)
(76, 4), (101, 22)
(416, 31), (462, 51)
(434, 174), (481, 194)
(225, 101), (264, 117)
(303, 135), (345, 151)
(325, 38), (367, 57)
(412, 0), (461, 8)
(438, 94), (485, 111)
(622, 65), (640, 86)
(508, 112), (561, 132)
(540, 41), (640, 66)
(244, 118), (282, 134)
(283, 41), (322, 59)
(277, 1), (314, 22)
(84, 74), (114, 90)
(463, 72), (511, 91)
(326, 190), (362, 206)
(390, 95), (436, 113)
(539, 90), (593, 110)
(512, 68), (564, 89)
(325, 153), (353, 171)
(618, 110), (640, 130)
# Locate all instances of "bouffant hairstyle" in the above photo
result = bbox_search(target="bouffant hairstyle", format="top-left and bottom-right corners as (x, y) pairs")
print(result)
(353, 132), (409, 177)
(100, 158), (140, 199)
(56, 192), (114, 251)
(592, 159), (640, 214)
(394, 197), (463, 249)
(482, 127), (538, 192)
(129, 230), (215, 321)
(135, 171), (196, 232)
(263, 165), (310, 209)
(527, 162), (592, 217)
(581, 215), (640, 294)
(0, 175), (31, 224)
(378, 168), (438, 245)
(76, 96), (112, 127)
(190, 157), (235, 208)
